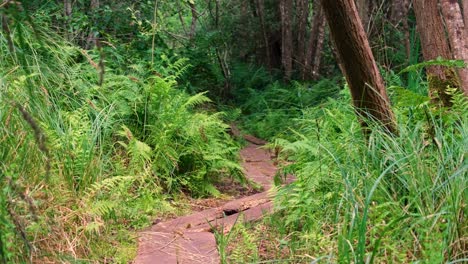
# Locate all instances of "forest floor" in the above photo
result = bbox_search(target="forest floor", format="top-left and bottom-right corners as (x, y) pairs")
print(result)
(133, 134), (292, 263)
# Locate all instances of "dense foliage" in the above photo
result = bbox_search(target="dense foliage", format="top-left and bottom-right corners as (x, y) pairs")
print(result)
(222, 81), (467, 263)
(0, 8), (242, 262)
(0, 0), (466, 263)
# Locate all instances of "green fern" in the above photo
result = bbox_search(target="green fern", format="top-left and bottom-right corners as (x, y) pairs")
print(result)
(182, 92), (211, 109)
(83, 176), (135, 202)
(398, 57), (466, 74)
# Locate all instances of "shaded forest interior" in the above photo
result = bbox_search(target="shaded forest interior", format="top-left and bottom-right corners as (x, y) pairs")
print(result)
(0, 0), (467, 263)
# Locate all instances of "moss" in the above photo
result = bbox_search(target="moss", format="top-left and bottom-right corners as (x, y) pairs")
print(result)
(427, 68), (461, 107)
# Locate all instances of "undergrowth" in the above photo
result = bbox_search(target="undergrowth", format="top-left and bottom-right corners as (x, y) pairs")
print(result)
(238, 78), (342, 140)
(226, 86), (467, 263)
(0, 18), (243, 262)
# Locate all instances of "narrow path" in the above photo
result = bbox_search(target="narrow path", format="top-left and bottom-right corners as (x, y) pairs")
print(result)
(134, 138), (289, 264)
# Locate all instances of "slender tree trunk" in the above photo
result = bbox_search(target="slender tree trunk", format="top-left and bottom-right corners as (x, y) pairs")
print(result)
(280, 0), (294, 80)
(440, 0), (468, 96)
(2, 14), (14, 53)
(355, 0), (369, 32)
(391, 0), (411, 59)
(176, 0), (188, 36)
(414, 0), (459, 106)
(210, 0), (231, 98)
(256, 0), (272, 69)
(303, 0), (326, 80)
(295, 0), (309, 71)
(311, 25), (326, 80)
(86, 0), (99, 49)
(189, 2), (198, 40)
(64, 0), (72, 18)
(321, 0), (396, 133)
(64, 0), (72, 40)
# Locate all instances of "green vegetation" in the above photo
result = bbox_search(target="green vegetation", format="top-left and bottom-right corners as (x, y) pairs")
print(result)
(221, 79), (467, 263)
(0, 13), (242, 263)
(1, 1), (467, 263)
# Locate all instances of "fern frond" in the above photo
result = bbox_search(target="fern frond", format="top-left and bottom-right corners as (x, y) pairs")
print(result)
(83, 176), (135, 201)
(183, 92), (211, 109)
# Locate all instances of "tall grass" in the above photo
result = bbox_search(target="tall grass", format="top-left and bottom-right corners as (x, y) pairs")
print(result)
(0, 15), (243, 262)
(272, 89), (467, 263)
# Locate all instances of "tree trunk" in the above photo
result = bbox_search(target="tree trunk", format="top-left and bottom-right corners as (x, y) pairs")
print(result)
(440, 0), (468, 96)
(189, 1), (198, 40)
(64, 0), (72, 18)
(280, 0), (294, 80)
(414, 0), (459, 106)
(64, 0), (72, 40)
(355, 0), (369, 32)
(176, 0), (188, 36)
(391, 0), (411, 59)
(255, 0), (272, 69)
(86, 0), (100, 49)
(311, 25), (326, 80)
(321, 0), (396, 133)
(303, 0), (326, 80)
(2, 14), (14, 53)
(295, 0), (309, 71)
(463, 1), (468, 35)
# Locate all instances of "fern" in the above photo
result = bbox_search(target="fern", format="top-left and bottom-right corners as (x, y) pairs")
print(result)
(398, 57), (466, 74)
(83, 176), (135, 202)
(182, 92), (211, 109)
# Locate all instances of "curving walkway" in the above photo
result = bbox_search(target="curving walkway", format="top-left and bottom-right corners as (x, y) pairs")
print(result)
(134, 137), (290, 264)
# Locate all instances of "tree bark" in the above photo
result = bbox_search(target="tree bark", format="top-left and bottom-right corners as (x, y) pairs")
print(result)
(295, 0), (309, 71)
(189, 1), (198, 40)
(414, 0), (460, 106)
(303, 0), (326, 80)
(280, 0), (294, 80)
(355, 0), (369, 32)
(321, 0), (396, 133)
(85, 0), (100, 49)
(64, 0), (72, 18)
(64, 0), (72, 40)
(311, 25), (326, 80)
(440, 0), (468, 96)
(463, 1), (468, 35)
(255, 0), (272, 69)
(391, 0), (411, 59)
(176, 0), (189, 36)
(2, 14), (14, 53)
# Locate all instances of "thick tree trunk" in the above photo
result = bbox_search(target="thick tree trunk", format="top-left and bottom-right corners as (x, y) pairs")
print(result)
(414, 0), (459, 106)
(303, 0), (326, 80)
(295, 0), (309, 71)
(321, 0), (396, 133)
(280, 0), (294, 80)
(440, 0), (468, 96)
(463, 1), (468, 35)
